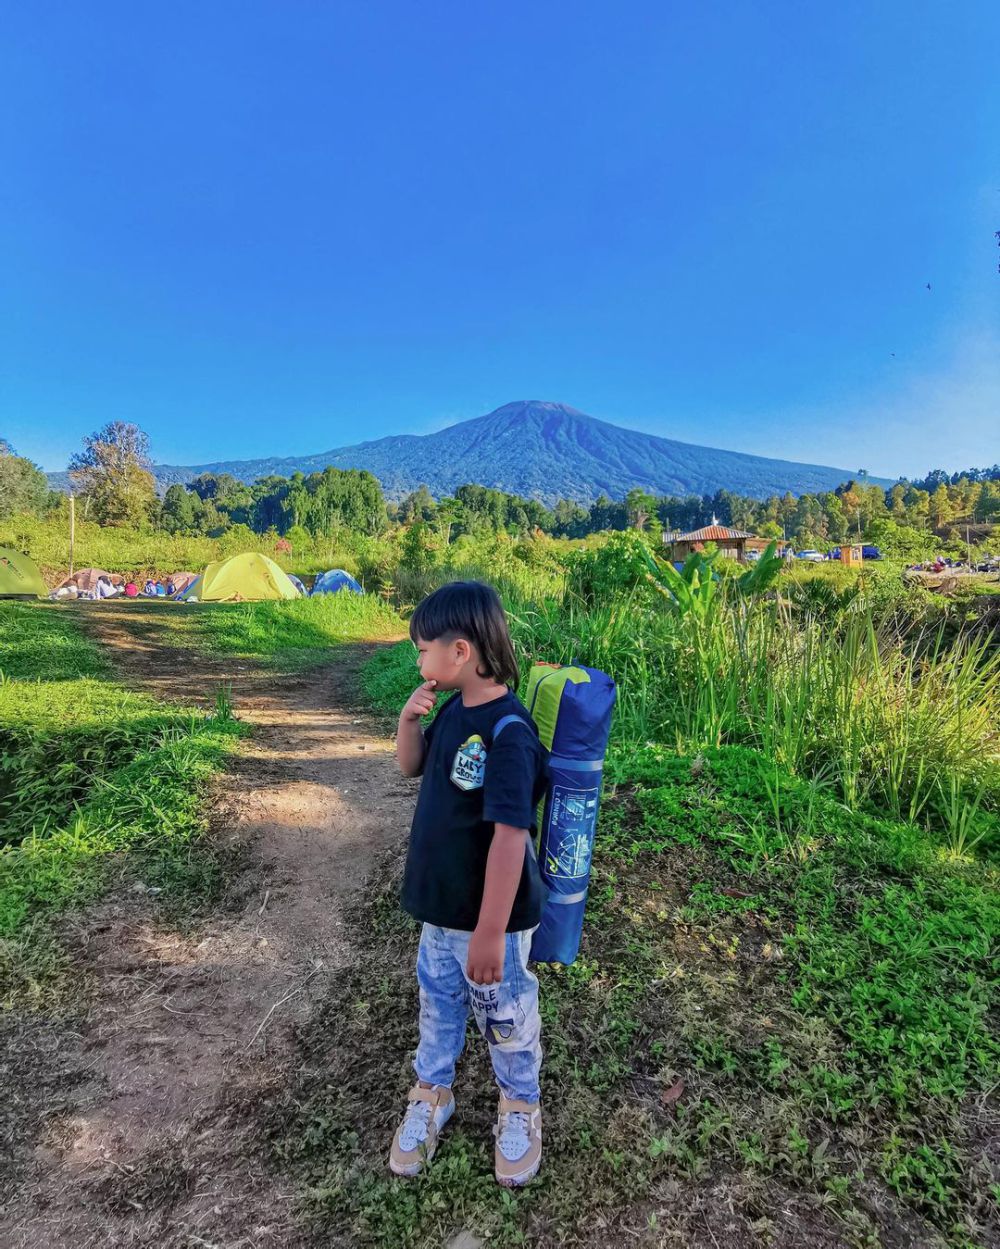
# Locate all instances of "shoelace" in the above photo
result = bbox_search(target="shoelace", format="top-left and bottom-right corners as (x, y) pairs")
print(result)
(399, 1098), (433, 1150)
(496, 1110), (531, 1160)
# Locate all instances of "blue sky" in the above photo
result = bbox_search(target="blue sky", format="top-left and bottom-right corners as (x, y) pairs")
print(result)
(2, 1), (997, 479)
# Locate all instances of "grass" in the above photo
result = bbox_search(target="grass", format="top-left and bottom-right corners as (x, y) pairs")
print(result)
(267, 746), (999, 1249)
(3, 538), (998, 1243)
(0, 604), (244, 997)
(361, 594), (1000, 856)
(186, 593), (404, 665)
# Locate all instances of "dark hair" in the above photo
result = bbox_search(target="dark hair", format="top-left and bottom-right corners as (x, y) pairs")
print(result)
(409, 581), (519, 688)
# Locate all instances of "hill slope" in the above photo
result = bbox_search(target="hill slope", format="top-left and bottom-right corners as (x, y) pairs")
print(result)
(48, 401), (891, 503)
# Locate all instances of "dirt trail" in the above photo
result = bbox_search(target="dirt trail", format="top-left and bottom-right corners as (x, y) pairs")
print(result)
(1, 604), (416, 1248)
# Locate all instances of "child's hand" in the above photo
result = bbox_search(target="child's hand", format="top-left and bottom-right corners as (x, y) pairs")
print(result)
(467, 925), (505, 985)
(402, 679), (438, 722)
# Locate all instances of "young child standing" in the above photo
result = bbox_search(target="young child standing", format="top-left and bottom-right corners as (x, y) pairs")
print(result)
(390, 581), (548, 1186)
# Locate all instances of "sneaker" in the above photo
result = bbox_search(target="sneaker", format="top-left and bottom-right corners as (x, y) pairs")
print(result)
(389, 1084), (455, 1177)
(494, 1094), (542, 1186)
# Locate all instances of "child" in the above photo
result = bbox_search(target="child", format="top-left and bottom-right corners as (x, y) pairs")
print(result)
(390, 581), (548, 1186)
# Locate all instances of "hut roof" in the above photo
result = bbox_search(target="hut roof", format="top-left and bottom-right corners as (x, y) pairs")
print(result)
(674, 525), (755, 542)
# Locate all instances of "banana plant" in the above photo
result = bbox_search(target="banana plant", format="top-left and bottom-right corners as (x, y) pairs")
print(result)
(735, 542), (785, 594)
(642, 540), (784, 617)
(641, 546), (719, 618)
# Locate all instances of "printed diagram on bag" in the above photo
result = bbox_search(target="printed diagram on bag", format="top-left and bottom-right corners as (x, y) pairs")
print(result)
(451, 735), (487, 791)
(543, 784), (599, 878)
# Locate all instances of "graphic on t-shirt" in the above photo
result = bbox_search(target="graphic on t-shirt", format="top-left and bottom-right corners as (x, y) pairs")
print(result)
(450, 735), (487, 791)
(543, 783), (599, 879)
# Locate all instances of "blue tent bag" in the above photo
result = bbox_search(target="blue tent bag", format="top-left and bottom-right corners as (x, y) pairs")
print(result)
(524, 663), (616, 965)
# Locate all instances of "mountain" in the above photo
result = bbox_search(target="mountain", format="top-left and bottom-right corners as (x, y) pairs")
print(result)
(47, 401), (892, 503)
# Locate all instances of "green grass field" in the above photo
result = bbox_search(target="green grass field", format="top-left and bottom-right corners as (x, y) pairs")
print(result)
(0, 604), (244, 1004)
(3, 542), (998, 1245)
(273, 744), (998, 1247)
(321, 580), (1000, 1247)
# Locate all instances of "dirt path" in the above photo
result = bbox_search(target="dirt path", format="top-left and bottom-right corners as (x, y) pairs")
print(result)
(1, 605), (416, 1248)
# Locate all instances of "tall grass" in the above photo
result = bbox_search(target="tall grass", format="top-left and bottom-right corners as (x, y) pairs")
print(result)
(395, 571), (1000, 853)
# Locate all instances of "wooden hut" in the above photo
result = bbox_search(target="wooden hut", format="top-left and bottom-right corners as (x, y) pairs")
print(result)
(668, 525), (757, 564)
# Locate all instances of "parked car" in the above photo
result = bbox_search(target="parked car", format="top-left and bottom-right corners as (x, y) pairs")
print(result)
(796, 550), (826, 562)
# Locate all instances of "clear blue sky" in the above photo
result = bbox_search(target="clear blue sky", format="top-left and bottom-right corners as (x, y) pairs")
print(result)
(2, 1), (997, 480)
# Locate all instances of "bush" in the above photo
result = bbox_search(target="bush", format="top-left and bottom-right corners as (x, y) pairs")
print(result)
(566, 530), (658, 605)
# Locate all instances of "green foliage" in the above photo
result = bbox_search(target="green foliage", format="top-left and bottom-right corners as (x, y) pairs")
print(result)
(566, 529), (657, 604)
(865, 517), (935, 560)
(0, 448), (51, 520)
(643, 547), (719, 618)
(68, 420), (157, 527)
(0, 604), (244, 944)
(735, 541), (784, 593)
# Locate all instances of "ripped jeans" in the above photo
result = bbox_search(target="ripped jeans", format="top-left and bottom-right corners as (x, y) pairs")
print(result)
(413, 923), (542, 1103)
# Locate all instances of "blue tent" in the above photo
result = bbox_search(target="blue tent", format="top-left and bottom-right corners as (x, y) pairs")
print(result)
(174, 576), (201, 600)
(311, 569), (364, 596)
(287, 573), (307, 596)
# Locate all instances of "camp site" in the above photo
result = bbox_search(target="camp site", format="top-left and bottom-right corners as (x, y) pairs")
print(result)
(1, 470), (998, 1248)
(3, 7), (999, 1248)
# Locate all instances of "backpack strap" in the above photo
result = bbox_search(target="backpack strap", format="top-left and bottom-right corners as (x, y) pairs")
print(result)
(491, 714), (540, 860)
(492, 713), (531, 741)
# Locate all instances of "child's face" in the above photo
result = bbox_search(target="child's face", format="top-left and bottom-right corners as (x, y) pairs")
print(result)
(414, 635), (475, 690)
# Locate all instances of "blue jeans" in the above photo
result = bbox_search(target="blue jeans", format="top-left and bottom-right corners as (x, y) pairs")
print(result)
(414, 923), (542, 1103)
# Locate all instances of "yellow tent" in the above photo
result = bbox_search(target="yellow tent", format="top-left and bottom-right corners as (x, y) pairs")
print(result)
(0, 548), (47, 599)
(184, 552), (301, 602)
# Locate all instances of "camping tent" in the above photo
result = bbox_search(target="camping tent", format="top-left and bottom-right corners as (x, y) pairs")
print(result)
(287, 573), (307, 596)
(177, 552), (301, 602)
(0, 548), (47, 599)
(166, 571), (198, 594)
(52, 568), (122, 595)
(311, 568), (364, 596)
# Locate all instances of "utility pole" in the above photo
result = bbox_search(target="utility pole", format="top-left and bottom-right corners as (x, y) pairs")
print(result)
(68, 493), (75, 577)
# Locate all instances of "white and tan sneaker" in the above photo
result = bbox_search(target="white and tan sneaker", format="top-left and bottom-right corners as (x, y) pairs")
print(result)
(389, 1084), (455, 1177)
(494, 1094), (542, 1186)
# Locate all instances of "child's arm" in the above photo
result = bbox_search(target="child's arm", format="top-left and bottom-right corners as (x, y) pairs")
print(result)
(396, 679), (437, 776)
(466, 822), (528, 984)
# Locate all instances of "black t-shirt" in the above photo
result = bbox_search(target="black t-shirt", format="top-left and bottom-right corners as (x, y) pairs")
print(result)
(400, 690), (548, 932)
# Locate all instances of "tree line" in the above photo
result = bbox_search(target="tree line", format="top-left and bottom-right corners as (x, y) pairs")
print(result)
(2, 422), (998, 551)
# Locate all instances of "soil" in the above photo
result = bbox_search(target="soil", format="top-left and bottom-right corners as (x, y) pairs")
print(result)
(0, 603), (417, 1248)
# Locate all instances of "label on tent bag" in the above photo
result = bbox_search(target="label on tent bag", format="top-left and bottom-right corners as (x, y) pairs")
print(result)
(540, 783), (600, 880)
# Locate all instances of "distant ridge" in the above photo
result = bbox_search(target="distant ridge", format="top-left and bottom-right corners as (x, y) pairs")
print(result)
(47, 400), (892, 503)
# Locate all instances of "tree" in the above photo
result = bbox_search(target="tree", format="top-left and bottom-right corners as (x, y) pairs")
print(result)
(552, 498), (589, 539)
(433, 497), (464, 544)
(929, 483), (953, 530)
(400, 484), (436, 523)
(399, 520), (437, 574)
(625, 487), (659, 533)
(0, 444), (50, 520)
(161, 483), (197, 533)
(837, 481), (864, 538)
(588, 494), (627, 533)
(69, 421), (156, 526)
